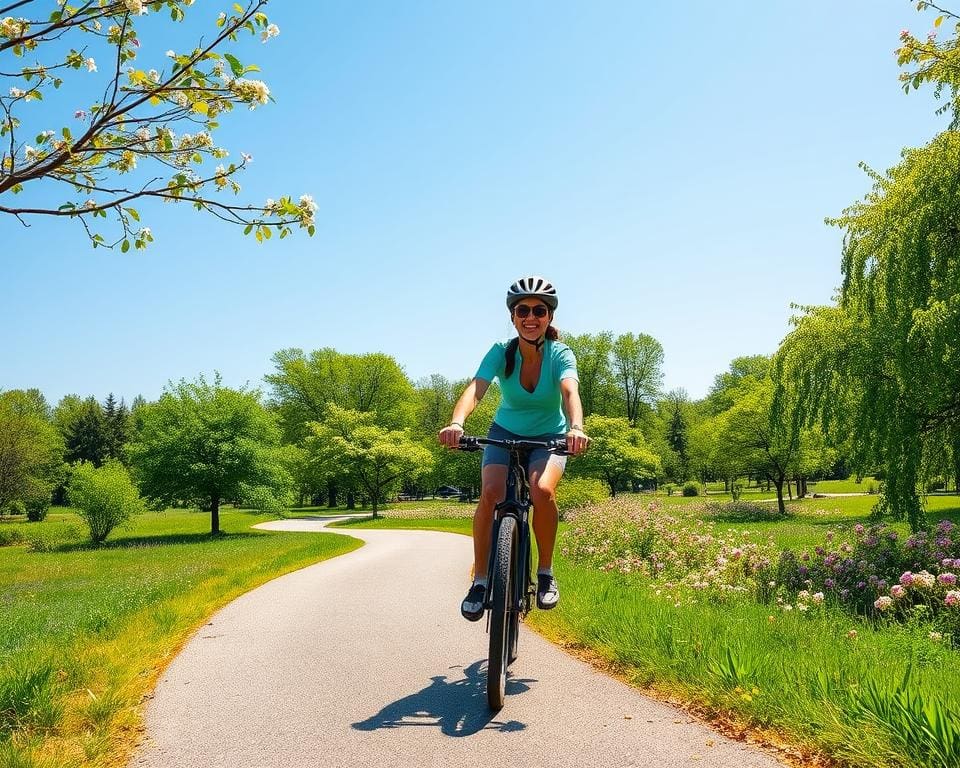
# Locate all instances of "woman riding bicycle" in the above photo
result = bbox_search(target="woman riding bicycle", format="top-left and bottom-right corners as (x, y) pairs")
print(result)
(438, 276), (590, 621)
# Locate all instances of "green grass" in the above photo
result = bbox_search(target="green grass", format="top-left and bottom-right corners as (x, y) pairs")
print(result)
(809, 476), (879, 494)
(332, 516), (473, 535)
(0, 507), (361, 768)
(526, 559), (960, 768)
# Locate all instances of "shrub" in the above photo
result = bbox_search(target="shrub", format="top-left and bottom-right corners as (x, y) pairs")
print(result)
(926, 478), (945, 493)
(867, 481), (880, 495)
(556, 477), (608, 517)
(24, 495), (50, 522)
(731, 481), (745, 501)
(2, 500), (26, 518)
(68, 461), (146, 544)
(239, 484), (288, 515)
(662, 483), (676, 497)
(681, 482), (700, 497)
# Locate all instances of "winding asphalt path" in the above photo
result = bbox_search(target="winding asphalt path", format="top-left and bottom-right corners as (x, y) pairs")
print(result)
(131, 518), (784, 768)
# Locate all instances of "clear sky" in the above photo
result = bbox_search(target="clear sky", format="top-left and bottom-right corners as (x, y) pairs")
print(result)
(1, 0), (948, 407)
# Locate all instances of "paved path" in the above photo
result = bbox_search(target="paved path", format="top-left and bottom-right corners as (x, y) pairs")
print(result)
(131, 518), (784, 768)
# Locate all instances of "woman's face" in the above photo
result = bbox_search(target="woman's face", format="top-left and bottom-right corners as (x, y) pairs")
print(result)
(511, 299), (552, 342)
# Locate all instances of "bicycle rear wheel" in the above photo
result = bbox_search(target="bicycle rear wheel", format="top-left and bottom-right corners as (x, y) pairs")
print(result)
(487, 515), (516, 711)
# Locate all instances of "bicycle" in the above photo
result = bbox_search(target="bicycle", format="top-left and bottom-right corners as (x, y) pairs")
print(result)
(458, 435), (568, 710)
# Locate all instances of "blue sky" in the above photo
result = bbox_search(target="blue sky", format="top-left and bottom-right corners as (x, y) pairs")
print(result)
(1, 0), (948, 406)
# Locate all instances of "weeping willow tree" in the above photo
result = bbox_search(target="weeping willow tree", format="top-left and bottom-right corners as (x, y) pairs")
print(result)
(777, 133), (960, 530)
(774, 3), (960, 531)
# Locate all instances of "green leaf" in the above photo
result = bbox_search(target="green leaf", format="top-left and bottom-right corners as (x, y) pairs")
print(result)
(125, 207), (140, 222)
(121, 239), (130, 253)
(243, 224), (253, 235)
(224, 54), (244, 78)
(192, 101), (209, 115)
(263, 226), (272, 240)
(308, 225), (316, 237)
(934, 15), (943, 27)
(233, 3), (244, 14)
(243, 64), (261, 74)
(62, 127), (72, 141)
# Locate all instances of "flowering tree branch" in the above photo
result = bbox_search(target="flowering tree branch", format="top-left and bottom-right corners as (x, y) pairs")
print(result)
(896, 1), (960, 128)
(0, 0), (315, 249)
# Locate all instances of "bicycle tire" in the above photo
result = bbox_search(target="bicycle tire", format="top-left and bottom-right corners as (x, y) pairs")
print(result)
(487, 515), (516, 710)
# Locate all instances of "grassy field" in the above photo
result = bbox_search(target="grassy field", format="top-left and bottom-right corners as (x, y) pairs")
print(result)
(0, 507), (361, 768)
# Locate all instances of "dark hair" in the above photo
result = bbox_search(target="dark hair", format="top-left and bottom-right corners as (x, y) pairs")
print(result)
(504, 325), (560, 379)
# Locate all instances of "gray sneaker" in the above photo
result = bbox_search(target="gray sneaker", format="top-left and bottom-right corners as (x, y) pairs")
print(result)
(536, 574), (559, 610)
(461, 583), (485, 621)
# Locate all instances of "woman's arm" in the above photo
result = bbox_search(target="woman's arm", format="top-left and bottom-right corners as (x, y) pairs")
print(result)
(561, 378), (590, 455)
(438, 377), (491, 447)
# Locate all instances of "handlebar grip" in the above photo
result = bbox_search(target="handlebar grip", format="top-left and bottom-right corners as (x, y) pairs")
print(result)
(458, 436), (482, 452)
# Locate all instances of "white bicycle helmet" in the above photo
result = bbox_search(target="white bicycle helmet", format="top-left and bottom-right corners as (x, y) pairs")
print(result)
(506, 275), (558, 310)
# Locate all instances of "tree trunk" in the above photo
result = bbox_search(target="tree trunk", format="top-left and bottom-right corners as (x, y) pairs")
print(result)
(346, 492), (355, 510)
(211, 495), (221, 535)
(774, 479), (785, 515)
(371, 494), (379, 519)
(327, 481), (337, 508)
(724, 478), (730, 492)
(608, 476), (617, 497)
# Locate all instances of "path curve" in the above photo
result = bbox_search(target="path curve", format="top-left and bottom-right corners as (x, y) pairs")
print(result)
(131, 517), (784, 768)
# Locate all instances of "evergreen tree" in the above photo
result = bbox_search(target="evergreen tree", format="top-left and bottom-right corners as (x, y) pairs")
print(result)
(666, 392), (690, 482)
(102, 393), (131, 463)
(65, 397), (109, 467)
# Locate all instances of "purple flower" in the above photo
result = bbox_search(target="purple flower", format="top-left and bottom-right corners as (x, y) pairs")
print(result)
(877, 580), (888, 591)
(840, 589), (850, 598)
(938, 573), (957, 586)
(799, 566), (809, 577)
(900, 571), (914, 587)
(937, 520), (954, 535)
(854, 524), (865, 535)
(856, 581), (867, 589)
(887, 532), (898, 541)
(824, 578), (836, 589)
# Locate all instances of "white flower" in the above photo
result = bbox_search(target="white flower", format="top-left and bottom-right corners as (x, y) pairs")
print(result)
(23, 145), (37, 159)
(165, 50), (176, 58)
(84, 199), (97, 210)
(299, 194), (318, 213)
(140, 227), (151, 238)
(261, 23), (280, 42)
(812, 592), (825, 605)
(40, 130), (54, 139)
(137, 127), (150, 140)
(148, 69), (159, 83)
(9, 87), (25, 97)
(84, 57), (97, 72)
(264, 198), (276, 211)
(123, 0), (146, 15)
(74, 109), (87, 120)
(241, 152), (252, 163)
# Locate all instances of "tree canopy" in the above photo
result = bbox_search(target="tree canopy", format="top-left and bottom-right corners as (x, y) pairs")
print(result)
(0, 0), (315, 248)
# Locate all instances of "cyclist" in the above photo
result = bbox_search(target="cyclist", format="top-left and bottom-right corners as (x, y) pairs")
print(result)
(438, 276), (590, 621)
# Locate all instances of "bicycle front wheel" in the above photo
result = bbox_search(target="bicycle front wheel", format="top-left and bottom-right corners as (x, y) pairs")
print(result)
(487, 515), (517, 711)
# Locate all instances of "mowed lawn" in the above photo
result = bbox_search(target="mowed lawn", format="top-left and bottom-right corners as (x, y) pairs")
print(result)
(0, 508), (361, 768)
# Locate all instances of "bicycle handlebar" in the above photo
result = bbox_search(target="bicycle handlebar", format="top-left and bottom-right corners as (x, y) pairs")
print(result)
(458, 435), (569, 455)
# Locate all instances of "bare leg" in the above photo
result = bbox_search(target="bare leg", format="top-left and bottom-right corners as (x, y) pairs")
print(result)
(528, 459), (564, 571)
(473, 464), (507, 579)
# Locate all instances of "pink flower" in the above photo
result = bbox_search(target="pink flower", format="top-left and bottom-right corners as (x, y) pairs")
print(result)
(890, 585), (906, 599)
(938, 573), (957, 586)
(945, 590), (960, 607)
(874, 596), (893, 611)
(899, 571), (914, 587)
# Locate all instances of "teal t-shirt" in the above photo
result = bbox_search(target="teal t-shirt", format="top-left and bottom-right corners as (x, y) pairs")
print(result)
(475, 339), (579, 436)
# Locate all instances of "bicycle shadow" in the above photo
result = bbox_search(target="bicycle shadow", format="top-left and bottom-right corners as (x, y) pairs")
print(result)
(352, 660), (534, 736)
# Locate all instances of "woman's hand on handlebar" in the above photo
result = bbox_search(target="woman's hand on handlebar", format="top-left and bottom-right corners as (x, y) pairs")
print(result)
(566, 427), (590, 456)
(438, 422), (464, 448)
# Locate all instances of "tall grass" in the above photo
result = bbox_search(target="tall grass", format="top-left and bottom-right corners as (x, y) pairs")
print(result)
(528, 560), (960, 767)
(0, 508), (360, 768)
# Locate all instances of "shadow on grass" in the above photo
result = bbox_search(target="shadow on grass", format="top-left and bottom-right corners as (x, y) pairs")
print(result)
(352, 660), (531, 736)
(54, 530), (265, 552)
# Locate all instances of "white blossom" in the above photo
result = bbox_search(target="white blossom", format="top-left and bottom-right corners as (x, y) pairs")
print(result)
(84, 199), (97, 210)
(123, 0), (146, 16)
(9, 87), (25, 97)
(165, 50), (176, 58)
(299, 194), (318, 214)
(241, 152), (252, 163)
(261, 23), (280, 43)
(84, 57), (97, 73)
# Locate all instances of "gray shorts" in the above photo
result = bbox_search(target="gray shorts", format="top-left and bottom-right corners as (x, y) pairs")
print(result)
(481, 422), (568, 475)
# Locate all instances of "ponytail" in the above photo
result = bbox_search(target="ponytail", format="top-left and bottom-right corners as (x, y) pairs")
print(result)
(504, 337), (520, 379)
(504, 326), (559, 378)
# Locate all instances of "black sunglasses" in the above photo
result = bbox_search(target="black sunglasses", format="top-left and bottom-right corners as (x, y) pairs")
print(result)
(513, 304), (549, 319)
